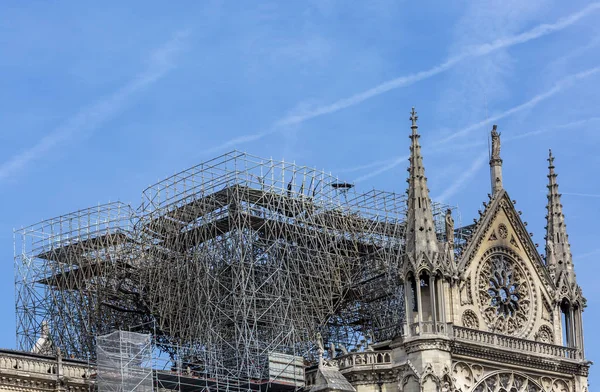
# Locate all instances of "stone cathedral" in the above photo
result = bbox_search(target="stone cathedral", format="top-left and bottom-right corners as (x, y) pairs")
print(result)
(307, 109), (590, 392)
(0, 109), (591, 392)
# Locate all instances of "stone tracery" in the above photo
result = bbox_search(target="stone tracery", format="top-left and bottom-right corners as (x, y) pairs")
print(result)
(536, 325), (554, 344)
(472, 372), (543, 392)
(462, 309), (479, 329)
(478, 251), (533, 336)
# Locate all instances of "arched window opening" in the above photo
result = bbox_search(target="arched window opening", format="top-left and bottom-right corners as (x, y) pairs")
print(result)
(404, 273), (418, 325)
(435, 272), (445, 323)
(560, 299), (576, 347)
(408, 274), (417, 313)
(419, 271), (432, 322)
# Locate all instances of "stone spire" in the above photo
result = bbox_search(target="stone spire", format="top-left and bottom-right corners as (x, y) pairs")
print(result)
(545, 149), (575, 284)
(489, 125), (503, 195)
(405, 107), (439, 255)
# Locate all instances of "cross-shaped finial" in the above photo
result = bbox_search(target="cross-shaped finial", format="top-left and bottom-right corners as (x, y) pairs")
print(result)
(548, 149), (555, 166)
(410, 107), (418, 128)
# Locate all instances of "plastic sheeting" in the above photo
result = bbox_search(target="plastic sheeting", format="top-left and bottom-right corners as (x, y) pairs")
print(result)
(97, 331), (153, 392)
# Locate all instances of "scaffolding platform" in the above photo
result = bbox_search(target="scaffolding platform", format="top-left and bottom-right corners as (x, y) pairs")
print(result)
(15, 152), (458, 391)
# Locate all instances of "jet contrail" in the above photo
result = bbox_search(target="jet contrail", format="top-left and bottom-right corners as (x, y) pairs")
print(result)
(440, 66), (600, 143)
(560, 192), (600, 198)
(354, 155), (408, 183)
(350, 66), (600, 183)
(207, 3), (600, 154)
(335, 157), (401, 174)
(278, 3), (600, 127)
(434, 151), (488, 202)
(0, 30), (190, 181)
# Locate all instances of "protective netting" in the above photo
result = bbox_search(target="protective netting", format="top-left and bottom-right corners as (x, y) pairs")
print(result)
(97, 331), (153, 392)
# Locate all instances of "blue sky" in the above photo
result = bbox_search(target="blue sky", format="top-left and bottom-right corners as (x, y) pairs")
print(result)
(1, 0), (600, 382)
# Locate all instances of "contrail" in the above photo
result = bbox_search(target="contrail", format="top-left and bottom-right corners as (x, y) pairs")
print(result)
(350, 66), (600, 183)
(574, 248), (600, 261)
(207, 3), (600, 153)
(335, 157), (401, 174)
(560, 192), (600, 198)
(434, 151), (488, 202)
(440, 66), (600, 143)
(204, 128), (278, 155)
(354, 155), (408, 183)
(277, 3), (600, 127)
(0, 30), (190, 181)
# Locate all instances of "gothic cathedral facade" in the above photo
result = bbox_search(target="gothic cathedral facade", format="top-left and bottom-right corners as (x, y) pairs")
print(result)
(308, 109), (590, 392)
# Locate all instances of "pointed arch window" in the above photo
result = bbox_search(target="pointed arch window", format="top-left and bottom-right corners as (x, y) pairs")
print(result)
(560, 298), (580, 348)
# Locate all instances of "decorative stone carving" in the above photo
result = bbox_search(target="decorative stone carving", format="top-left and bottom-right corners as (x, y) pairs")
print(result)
(509, 234), (519, 248)
(445, 209), (454, 245)
(497, 223), (508, 239)
(460, 276), (473, 305)
(541, 298), (553, 322)
(488, 230), (498, 241)
(453, 362), (474, 391)
(552, 379), (569, 392)
(460, 193), (556, 300)
(491, 125), (501, 161)
(539, 376), (571, 391)
(536, 325), (554, 344)
(478, 250), (533, 336)
(473, 372), (543, 392)
(462, 309), (480, 329)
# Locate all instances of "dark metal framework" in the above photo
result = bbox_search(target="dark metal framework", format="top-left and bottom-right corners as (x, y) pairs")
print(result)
(14, 151), (454, 388)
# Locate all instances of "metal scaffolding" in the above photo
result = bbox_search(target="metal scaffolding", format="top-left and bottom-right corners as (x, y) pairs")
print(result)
(97, 331), (153, 392)
(14, 151), (456, 391)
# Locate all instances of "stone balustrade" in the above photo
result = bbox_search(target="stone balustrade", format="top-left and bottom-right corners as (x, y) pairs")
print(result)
(333, 351), (392, 370)
(407, 321), (453, 337)
(0, 349), (91, 385)
(453, 326), (581, 360)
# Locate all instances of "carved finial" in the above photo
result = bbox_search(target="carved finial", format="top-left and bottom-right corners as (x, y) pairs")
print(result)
(489, 124), (503, 194)
(445, 208), (454, 245)
(315, 332), (325, 367)
(32, 320), (54, 356)
(490, 125), (501, 160)
(410, 107), (418, 130)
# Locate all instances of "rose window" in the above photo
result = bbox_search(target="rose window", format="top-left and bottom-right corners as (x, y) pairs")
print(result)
(478, 252), (532, 336)
(488, 269), (520, 317)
